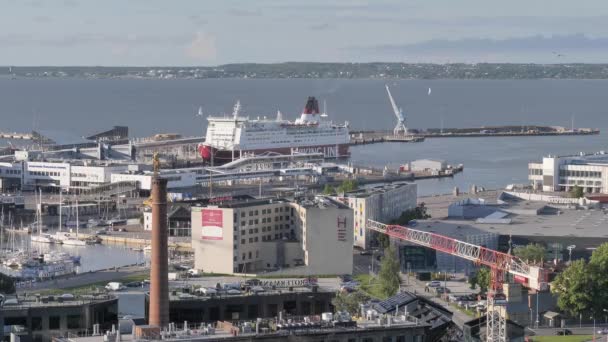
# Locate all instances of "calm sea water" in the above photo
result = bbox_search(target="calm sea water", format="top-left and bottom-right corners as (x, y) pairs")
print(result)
(0, 78), (607, 195)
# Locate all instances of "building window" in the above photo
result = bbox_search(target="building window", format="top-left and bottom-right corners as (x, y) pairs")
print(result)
(67, 315), (81, 329)
(242, 253), (246, 260)
(254, 237), (258, 242)
(241, 221), (246, 226)
(241, 230), (246, 235)
(241, 239), (245, 244)
(49, 316), (61, 330)
(249, 211), (253, 216)
(31, 317), (43, 331)
(241, 212), (246, 218)
(248, 252), (252, 259)
(249, 238), (253, 243)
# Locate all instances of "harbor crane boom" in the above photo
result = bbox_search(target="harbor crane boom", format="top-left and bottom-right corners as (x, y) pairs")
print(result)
(367, 219), (548, 342)
(385, 85), (408, 136)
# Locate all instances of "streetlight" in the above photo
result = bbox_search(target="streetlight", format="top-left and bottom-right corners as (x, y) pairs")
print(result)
(567, 245), (576, 264)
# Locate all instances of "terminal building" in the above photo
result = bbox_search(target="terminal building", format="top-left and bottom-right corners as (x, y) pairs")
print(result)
(191, 196), (354, 275)
(334, 182), (417, 249)
(528, 152), (608, 194)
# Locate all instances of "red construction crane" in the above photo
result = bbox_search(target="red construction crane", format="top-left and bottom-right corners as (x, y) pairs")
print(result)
(367, 220), (550, 342)
(367, 220), (548, 291)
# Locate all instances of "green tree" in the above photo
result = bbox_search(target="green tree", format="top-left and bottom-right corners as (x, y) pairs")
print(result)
(468, 273), (478, 290)
(551, 243), (608, 317)
(331, 291), (370, 316)
(391, 204), (431, 226)
(378, 245), (401, 298)
(377, 233), (390, 249)
(513, 243), (546, 264)
(588, 243), (608, 315)
(570, 185), (584, 198)
(337, 179), (358, 194)
(322, 184), (335, 195)
(551, 259), (593, 317)
(475, 268), (491, 293)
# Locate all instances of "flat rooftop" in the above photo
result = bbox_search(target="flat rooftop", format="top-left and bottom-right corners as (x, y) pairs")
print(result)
(1, 294), (117, 310)
(345, 182), (415, 198)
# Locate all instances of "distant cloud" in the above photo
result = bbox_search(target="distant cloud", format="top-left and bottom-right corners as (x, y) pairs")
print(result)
(0, 33), (189, 47)
(227, 8), (262, 17)
(346, 34), (608, 62)
(373, 34), (608, 52)
(309, 23), (334, 31)
(33, 15), (52, 23)
(188, 14), (208, 26)
(185, 31), (217, 62)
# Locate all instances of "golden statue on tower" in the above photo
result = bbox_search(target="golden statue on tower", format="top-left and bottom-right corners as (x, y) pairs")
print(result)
(153, 152), (160, 175)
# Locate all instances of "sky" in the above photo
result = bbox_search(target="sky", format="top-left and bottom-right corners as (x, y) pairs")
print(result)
(1, 0), (608, 66)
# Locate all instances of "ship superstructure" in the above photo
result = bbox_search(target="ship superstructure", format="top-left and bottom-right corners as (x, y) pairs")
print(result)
(198, 97), (350, 164)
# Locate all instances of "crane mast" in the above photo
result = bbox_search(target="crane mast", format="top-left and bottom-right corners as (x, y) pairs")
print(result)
(367, 219), (548, 342)
(385, 85), (408, 136)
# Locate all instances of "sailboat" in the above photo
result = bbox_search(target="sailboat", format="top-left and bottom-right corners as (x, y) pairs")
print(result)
(61, 199), (87, 246)
(31, 189), (55, 244)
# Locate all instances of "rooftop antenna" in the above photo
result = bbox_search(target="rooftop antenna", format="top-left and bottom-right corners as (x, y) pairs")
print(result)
(571, 114), (575, 132)
(321, 100), (329, 118)
(232, 100), (241, 119)
(385, 84), (407, 136)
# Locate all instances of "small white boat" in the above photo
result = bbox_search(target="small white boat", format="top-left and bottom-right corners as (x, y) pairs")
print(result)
(31, 234), (55, 244)
(62, 238), (87, 247)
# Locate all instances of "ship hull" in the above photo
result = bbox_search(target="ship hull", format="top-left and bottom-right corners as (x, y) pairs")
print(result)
(199, 143), (350, 164)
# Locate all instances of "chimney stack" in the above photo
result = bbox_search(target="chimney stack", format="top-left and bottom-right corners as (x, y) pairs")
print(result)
(148, 176), (169, 328)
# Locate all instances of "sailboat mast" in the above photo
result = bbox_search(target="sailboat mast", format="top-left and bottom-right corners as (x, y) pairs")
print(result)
(76, 199), (79, 239)
(59, 190), (62, 232)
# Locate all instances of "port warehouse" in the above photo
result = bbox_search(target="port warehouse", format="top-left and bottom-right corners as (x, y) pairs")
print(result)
(0, 154), (340, 194)
(0, 295), (118, 342)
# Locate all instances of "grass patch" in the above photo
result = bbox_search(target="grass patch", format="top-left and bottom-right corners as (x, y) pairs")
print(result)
(529, 335), (593, 342)
(448, 303), (477, 318)
(354, 274), (387, 300)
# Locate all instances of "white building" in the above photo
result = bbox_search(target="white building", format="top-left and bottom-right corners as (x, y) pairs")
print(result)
(529, 152), (608, 193)
(408, 159), (447, 172)
(334, 182), (417, 249)
(0, 160), (131, 191)
(191, 196), (353, 275)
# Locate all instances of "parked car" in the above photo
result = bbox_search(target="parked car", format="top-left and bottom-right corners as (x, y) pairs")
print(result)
(359, 250), (372, 256)
(426, 281), (441, 288)
(125, 281), (142, 288)
(598, 328), (608, 335)
(58, 293), (75, 300)
(226, 289), (242, 295)
(339, 274), (353, 282)
(556, 329), (572, 336)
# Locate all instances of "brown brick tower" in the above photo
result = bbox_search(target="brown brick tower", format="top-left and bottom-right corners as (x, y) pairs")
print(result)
(148, 155), (169, 328)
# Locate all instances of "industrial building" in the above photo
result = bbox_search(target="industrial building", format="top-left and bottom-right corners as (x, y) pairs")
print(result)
(61, 289), (454, 342)
(334, 182), (417, 249)
(529, 151), (608, 193)
(145, 287), (334, 323)
(0, 294), (118, 342)
(418, 191), (608, 264)
(191, 196), (354, 275)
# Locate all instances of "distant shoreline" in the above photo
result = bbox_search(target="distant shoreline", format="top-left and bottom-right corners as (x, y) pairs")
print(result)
(2, 62), (608, 80)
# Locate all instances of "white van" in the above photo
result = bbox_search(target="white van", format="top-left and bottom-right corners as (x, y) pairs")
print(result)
(105, 282), (125, 291)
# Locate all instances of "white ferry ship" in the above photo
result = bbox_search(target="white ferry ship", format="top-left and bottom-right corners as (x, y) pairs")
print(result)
(198, 97), (350, 164)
